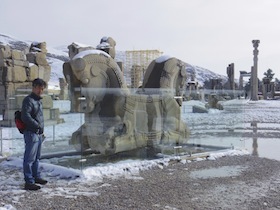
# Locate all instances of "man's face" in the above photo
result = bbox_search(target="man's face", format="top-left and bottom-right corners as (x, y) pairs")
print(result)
(32, 85), (45, 96)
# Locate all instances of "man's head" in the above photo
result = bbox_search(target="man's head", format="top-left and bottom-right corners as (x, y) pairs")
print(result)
(32, 78), (46, 96)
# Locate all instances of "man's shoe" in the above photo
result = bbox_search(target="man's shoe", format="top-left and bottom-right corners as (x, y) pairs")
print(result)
(35, 178), (48, 185)
(25, 183), (41, 191)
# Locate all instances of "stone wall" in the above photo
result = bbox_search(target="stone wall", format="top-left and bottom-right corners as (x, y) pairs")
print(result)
(0, 42), (51, 121)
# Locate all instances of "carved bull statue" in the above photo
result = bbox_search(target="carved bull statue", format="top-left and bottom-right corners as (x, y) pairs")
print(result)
(63, 37), (189, 155)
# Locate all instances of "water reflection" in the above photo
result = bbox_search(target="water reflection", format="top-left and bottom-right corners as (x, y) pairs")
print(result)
(251, 121), (259, 157)
(252, 137), (258, 156)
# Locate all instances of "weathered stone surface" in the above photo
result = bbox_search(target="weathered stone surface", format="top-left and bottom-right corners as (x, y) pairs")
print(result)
(208, 94), (224, 110)
(59, 78), (68, 100)
(41, 94), (53, 109)
(35, 52), (48, 66)
(0, 59), (29, 67)
(26, 52), (36, 64)
(11, 49), (26, 61)
(27, 64), (39, 81)
(96, 36), (116, 58)
(25, 52), (49, 66)
(64, 38), (189, 155)
(38, 65), (51, 82)
(0, 82), (15, 100)
(3, 94), (54, 121)
(14, 82), (32, 95)
(30, 42), (47, 54)
(0, 42), (54, 124)
(0, 59), (12, 67)
(0, 45), (12, 59)
(9, 94), (53, 109)
(68, 42), (95, 59)
(0, 66), (27, 82)
(193, 105), (208, 113)
(12, 59), (29, 67)
(9, 95), (26, 109)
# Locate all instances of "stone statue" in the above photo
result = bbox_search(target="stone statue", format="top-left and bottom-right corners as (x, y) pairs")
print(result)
(63, 38), (189, 155)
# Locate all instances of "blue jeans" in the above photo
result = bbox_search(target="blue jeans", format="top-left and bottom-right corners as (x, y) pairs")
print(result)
(23, 131), (43, 184)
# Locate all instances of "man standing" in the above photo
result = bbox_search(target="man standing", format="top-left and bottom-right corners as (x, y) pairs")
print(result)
(21, 78), (48, 190)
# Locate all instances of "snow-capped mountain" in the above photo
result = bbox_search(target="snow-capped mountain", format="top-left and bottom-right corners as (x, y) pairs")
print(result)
(0, 33), (227, 88)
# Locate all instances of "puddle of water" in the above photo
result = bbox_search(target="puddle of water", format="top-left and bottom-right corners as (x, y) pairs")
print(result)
(244, 138), (280, 161)
(189, 166), (247, 179)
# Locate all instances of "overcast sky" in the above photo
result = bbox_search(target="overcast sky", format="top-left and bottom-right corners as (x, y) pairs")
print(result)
(1, 0), (280, 79)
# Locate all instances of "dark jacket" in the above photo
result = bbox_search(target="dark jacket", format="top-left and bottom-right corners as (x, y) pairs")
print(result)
(21, 92), (44, 134)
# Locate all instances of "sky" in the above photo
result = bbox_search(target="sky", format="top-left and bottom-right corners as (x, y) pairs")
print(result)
(1, 0), (280, 79)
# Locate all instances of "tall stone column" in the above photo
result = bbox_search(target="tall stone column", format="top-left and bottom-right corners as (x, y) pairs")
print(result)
(251, 40), (260, 101)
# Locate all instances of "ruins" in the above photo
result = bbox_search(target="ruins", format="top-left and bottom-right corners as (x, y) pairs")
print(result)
(251, 40), (260, 101)
(0, 42), (62, 126)
(63, 37), (189, 155)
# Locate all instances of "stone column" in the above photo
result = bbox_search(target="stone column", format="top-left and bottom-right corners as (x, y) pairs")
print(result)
(239, 74), (243, 90)
(251, 40), (260, 101)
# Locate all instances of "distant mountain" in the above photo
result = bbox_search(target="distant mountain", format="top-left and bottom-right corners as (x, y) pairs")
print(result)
(0, 33), (227, 89)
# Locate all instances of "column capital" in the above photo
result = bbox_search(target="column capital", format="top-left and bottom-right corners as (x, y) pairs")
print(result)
(252, 40), (260, 48)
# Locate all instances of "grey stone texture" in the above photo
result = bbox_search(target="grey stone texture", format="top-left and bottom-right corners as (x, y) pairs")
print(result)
(67, 42), (95, 60)
(192, 105), (208, 113)
(0, 42), (52, 122)
(63, 38), (189, 155)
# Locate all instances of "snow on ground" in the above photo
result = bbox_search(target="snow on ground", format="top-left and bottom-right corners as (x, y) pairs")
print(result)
(0, 149), (248, 209)
(0, 98), (279, 209)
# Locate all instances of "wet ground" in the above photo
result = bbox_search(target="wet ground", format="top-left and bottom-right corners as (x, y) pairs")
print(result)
(2, 99), (280, 168)
(6, 154), (280, 210)
(182, 99), (280, 161)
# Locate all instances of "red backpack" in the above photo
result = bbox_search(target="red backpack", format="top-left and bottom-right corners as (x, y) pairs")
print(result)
(14, 110), (26, 134)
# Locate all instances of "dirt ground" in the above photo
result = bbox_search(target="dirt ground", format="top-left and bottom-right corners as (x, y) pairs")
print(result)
(2, 154), (280, 210)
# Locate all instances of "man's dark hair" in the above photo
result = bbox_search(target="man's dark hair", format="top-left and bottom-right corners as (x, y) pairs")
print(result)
(32, 78), (46, 88)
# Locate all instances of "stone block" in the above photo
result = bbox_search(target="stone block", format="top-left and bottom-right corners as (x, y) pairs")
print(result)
(30, 42), (47, 54)
(7, 95), (25, 110)
(192, 105), (208, 113)
(0, 82), (15, 99)
(9, 94), (53, 110)
(14, 82), (32, 95)
(1, 66), (27, 82)
(26, 53), (36, 64)
(11, 50), (26, 61)
(0, 59), (12, 67)
(0, 45), (12, 59)
(14, 66), (27, 82)
(35, 52), (48, 66)
(27, 65), (39, 81)
(0, 101), (6, 113)
(0, 59), (29, 68)
(0, 85), (7, 100)
(12, 59), (29, 67)
(43, 109), (51, 120)
(38, 65), (51, 82)
(41, 95), (53, 109)
(3, 109), (15, 120)
(0, 66), (11, 82)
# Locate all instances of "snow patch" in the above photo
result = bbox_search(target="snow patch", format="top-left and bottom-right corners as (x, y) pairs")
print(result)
(72, 49), (110, 60)
(155, 55), (173, 63)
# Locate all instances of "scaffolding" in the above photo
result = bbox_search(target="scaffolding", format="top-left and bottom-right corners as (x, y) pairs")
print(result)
(124, 50), (163, 87)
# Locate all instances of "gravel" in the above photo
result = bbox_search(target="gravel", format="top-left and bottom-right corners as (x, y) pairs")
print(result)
(2, 154), (280, 210)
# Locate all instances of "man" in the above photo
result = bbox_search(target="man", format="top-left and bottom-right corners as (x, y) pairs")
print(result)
(21, 78), (48, 190)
